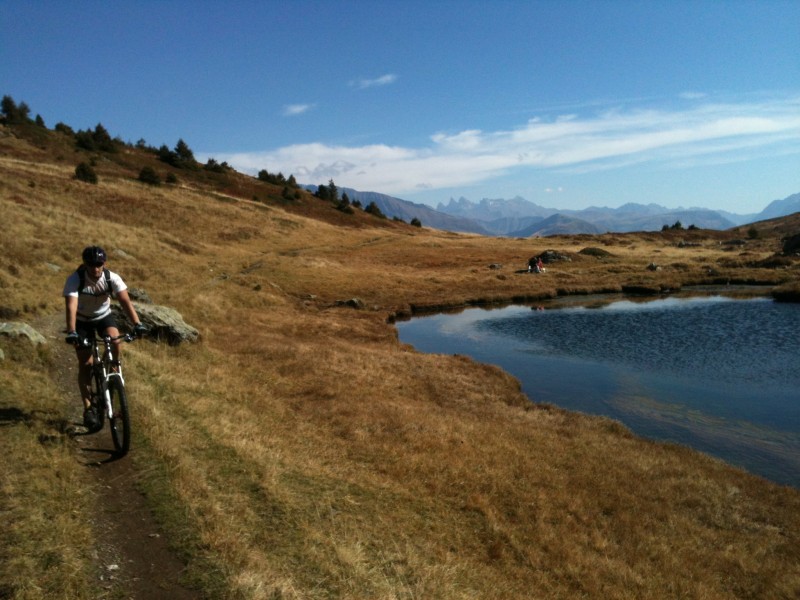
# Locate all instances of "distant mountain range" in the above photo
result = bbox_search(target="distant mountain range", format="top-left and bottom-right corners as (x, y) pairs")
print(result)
(324, 188), (800, 237)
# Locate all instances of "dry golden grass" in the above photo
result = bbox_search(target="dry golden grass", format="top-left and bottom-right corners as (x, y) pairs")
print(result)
(0, 346), (95, 599)
(1, 125), (799, 598)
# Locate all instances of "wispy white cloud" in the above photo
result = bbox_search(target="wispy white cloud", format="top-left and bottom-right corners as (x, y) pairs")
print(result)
(282, 103), (314, 116)
(350, 73), (398, 89)
(220, 95), (800, 195)
(679, 91), (708, 100)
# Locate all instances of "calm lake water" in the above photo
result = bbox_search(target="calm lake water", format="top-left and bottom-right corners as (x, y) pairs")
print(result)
(396, 295), (800, 488)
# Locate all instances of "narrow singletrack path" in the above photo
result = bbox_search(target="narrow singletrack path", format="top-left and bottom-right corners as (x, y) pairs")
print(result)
(38, 313), (200, 599)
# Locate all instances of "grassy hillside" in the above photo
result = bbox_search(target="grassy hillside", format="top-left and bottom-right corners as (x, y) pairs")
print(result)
(1, 119), (799, 599)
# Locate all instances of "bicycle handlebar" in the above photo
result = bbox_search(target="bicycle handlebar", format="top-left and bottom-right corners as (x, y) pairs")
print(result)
(67, 332), (138, 348)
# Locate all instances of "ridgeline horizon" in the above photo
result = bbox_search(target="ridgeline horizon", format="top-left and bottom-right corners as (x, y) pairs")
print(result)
(4, 93), (798, 238)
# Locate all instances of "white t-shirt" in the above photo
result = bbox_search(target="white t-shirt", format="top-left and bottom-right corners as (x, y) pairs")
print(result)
(63, 269), (128, 322)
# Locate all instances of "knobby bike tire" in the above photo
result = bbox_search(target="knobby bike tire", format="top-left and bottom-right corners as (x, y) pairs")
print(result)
(89, 369), (106, 431)
(107, 377), (130, 455)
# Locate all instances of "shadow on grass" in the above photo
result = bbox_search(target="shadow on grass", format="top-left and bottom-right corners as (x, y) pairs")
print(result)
(1, 406), (69, 436)
(67, 419), (127, 464)
(0, 406), (31, 425)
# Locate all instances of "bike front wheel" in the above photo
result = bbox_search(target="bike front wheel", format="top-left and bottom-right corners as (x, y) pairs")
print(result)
(107, 377), (130, 455)
(89, 369), (106, 431)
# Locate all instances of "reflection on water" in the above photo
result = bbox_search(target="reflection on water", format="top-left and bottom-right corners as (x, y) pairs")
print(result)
(396, 296), (800, 487)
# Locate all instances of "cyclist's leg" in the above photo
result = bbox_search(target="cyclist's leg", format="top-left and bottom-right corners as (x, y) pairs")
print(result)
(74, 320), (95, 409)
(107, 326), (122, 369)
(95, 314), (122, 367)
(74, 320), (102, 430)
(74, 346), (93, 409)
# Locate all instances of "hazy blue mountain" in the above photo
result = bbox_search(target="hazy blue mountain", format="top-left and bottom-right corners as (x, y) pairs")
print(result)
(756, 192), (800, 221)
(715, 210), (760, 227)
(340, 188), (490, 235)
(436, 196), (553, 221)
(306, 184), (799, 236)
(434, 197), (786, 233)
(509, 213), (602, 237)
(482, 215), (546, 236)
(437, 197), (738, 233)
(714, 193), (800, 226)
(614, 209), (736, 232)
(574, 208), (737, 232)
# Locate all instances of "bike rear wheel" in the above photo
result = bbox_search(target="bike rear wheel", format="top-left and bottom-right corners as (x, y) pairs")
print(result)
(107, 377), (130, 455)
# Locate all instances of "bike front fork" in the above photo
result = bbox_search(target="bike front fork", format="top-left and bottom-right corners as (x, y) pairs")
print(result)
(91, 366), (109, 418)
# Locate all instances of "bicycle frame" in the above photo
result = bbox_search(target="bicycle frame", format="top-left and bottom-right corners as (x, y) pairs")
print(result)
(80, 333), (133, 420)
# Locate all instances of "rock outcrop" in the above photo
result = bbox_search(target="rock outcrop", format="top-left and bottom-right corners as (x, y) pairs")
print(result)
(0, 322), (47, 345)
(113, 304), (199, 345)
(783, 233), (800, 255)
(540, 250), (572, 263)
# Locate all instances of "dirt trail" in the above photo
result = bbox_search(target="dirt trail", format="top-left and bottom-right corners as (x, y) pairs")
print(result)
(37, 312), (200, 600)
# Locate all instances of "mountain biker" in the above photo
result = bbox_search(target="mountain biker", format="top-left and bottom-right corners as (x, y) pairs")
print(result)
(63, 246), (147, 430)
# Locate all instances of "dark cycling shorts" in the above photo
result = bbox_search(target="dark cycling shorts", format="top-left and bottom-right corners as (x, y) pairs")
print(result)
(76, 313), (118, 342)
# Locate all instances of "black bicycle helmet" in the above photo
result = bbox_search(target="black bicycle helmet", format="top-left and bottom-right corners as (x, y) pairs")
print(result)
(82, 245), (107, 265)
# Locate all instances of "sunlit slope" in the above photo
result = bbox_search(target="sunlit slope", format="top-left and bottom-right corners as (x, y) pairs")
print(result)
(2, 124), (799, 599)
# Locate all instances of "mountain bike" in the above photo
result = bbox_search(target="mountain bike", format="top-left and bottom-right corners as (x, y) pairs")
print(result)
(75, 332), (136, 455)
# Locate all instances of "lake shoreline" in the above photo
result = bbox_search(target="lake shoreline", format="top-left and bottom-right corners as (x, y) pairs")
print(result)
(397, 293), (800, 488)
(391, 282), (780, 322)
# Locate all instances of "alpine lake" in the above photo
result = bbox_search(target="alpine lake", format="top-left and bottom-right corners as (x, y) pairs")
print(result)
(396, 289), (800, 488)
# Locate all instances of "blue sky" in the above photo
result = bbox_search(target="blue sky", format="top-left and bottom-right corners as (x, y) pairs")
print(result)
(2, 1), (798, 214)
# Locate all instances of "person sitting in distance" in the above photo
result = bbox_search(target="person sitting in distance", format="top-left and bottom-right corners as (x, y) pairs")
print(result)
(528, 256), (541, 273)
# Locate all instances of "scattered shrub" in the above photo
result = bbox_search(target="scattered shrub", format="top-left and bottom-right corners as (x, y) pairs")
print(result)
(335, 199), (354, 214)
(315, 179), (339, 202)
(73, 162), (98, 184)
(579, 247), (612, 258)
(258, 169), (288, 185)
(54, 122), (74, 136)
(158, 139), (198, 169)
(1, 95), (31, 124)
(75, 123), (118, 152)
(204, 158), (231, 173)
(335, 192), (354, 213)
(138, 166), (161, 186)
(364, 201), (385, 218)
(783, 233), (800, 255)
(756, 255), (794, 269)
(174, 138), (195, 162)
